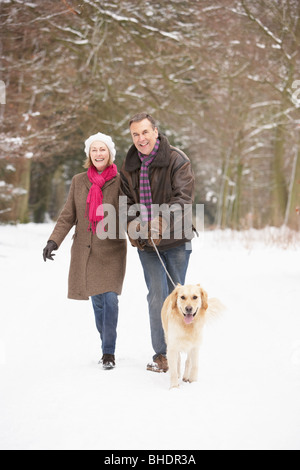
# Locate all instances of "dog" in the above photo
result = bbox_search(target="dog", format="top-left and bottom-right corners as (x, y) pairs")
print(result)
(161, 284), (223, 389)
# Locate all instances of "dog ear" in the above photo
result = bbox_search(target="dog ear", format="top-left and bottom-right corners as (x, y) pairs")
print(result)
(200, 288), (208, 311)
(170, 285), (180, 310)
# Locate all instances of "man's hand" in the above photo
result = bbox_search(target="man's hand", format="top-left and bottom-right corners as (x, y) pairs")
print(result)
(148, 216), (168, 247)
(127, 221), (148, 250)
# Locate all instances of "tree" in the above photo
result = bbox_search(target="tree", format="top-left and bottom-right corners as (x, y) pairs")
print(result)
(0, 0), (299, 229)
(239, 0), (300, 227)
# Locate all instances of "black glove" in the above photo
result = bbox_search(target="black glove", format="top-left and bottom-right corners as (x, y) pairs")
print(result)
(43, 240), (58, 262)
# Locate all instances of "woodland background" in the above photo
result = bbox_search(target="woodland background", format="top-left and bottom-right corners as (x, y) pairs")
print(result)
(0, 0), (300, 230)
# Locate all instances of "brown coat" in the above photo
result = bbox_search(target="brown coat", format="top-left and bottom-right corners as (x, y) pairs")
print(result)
(49, 172), (127, 300)
(120, 134), (195, 251)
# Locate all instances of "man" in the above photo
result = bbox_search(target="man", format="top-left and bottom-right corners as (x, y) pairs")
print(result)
(120, 113), (195, 373)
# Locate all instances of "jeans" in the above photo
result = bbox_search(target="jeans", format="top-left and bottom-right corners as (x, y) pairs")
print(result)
(91, 292), (119, 355)
(138, 242), (192, 360)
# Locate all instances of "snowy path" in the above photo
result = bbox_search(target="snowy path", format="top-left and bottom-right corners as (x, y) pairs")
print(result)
(0, 224), (300, 450)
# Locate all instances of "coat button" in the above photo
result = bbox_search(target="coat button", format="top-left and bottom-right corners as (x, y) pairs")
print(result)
(87, 245), (91, 248)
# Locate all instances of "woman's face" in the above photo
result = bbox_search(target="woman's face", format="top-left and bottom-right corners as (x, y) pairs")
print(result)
(90, 141), (110, 172)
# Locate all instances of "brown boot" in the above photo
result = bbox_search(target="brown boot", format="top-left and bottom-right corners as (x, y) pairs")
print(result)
(147, 354), (168, 373)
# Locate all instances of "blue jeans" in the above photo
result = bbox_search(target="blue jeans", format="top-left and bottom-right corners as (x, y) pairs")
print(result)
(138, 242), (192, 360)
(91, 292), (119, 355)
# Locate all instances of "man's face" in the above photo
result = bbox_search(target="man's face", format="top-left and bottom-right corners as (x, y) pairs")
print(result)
(130, 118), (159, 155)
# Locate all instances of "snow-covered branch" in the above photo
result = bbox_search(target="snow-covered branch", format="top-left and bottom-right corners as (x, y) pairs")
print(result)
(241, 0), (282, 45)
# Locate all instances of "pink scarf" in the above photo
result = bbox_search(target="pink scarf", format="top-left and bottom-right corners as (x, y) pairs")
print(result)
(85, 164), (117, 234)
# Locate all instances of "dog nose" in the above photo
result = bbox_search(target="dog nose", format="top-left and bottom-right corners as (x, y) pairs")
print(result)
(185, 306), (193, 315)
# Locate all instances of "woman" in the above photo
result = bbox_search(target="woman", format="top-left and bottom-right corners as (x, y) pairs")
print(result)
(43, 132), (127, 370)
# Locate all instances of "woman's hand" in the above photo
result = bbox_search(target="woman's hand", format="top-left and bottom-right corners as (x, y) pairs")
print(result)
(43, 240), (58, 262)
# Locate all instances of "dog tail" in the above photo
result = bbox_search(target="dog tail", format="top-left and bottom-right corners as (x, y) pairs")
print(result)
(206, 298), (225, 322)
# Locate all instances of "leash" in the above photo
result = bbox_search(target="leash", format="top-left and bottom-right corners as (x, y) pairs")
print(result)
(150, 237), (177, 289)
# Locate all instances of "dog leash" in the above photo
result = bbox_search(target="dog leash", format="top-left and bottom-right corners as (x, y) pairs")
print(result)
(150, 237), (177, 289)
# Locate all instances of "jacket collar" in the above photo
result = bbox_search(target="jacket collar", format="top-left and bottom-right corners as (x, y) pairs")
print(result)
(124, 134), (171, 172)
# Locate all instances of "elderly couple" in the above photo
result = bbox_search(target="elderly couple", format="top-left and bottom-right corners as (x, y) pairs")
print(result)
(43, 113), (195, 372)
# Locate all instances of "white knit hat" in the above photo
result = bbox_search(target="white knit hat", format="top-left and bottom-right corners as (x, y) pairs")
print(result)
(84, 132), (116, 161)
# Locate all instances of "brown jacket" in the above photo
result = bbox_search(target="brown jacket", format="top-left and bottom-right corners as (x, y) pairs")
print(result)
(120, 134), (195, 251)
(49, 172), (127, 300)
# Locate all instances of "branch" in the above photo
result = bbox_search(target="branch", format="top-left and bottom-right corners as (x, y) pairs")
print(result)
(241, 0), (282, 45)
(61, 0), (80, 16)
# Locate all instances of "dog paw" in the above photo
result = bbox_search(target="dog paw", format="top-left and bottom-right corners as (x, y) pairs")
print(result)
(183, 377), (190, 383)
(170, 383), (180, 390)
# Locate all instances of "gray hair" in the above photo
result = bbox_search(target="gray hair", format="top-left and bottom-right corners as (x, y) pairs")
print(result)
(129, 113), (157, 130)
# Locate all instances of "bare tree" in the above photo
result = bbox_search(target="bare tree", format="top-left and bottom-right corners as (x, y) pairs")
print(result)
(0, 0), (299, 228)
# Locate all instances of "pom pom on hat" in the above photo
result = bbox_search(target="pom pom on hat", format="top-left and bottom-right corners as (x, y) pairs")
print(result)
(84, 132), (116, 161)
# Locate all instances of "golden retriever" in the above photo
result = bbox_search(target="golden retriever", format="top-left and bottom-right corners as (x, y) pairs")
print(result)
(161, 284), (223, 389)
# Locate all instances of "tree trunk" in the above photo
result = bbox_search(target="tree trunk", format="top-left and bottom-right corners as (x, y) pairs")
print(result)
(0, 157), (31, 224)
(216, 149), (232, 229)
(11, 157), (31, 223)
(271, 123), (288, 226)
(285, 137), (300, 230)
(232, 161), (243, 230)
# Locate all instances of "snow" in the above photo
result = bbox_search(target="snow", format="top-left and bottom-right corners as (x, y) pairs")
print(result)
(1, 136), (22, 147)
(11, 187), (27, 196)
(141, 25), (181, 42)
(0, 223), (300, 450)
(25, 152), (34, 159)
(100, 9), (139, 25)
(5, 165), (16, 172)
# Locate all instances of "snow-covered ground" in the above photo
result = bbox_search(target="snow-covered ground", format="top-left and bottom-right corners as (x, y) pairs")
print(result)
(0, 223), (300, 450)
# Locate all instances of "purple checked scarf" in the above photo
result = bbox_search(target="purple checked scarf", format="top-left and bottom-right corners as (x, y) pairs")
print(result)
(138, 138), (160, 222)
